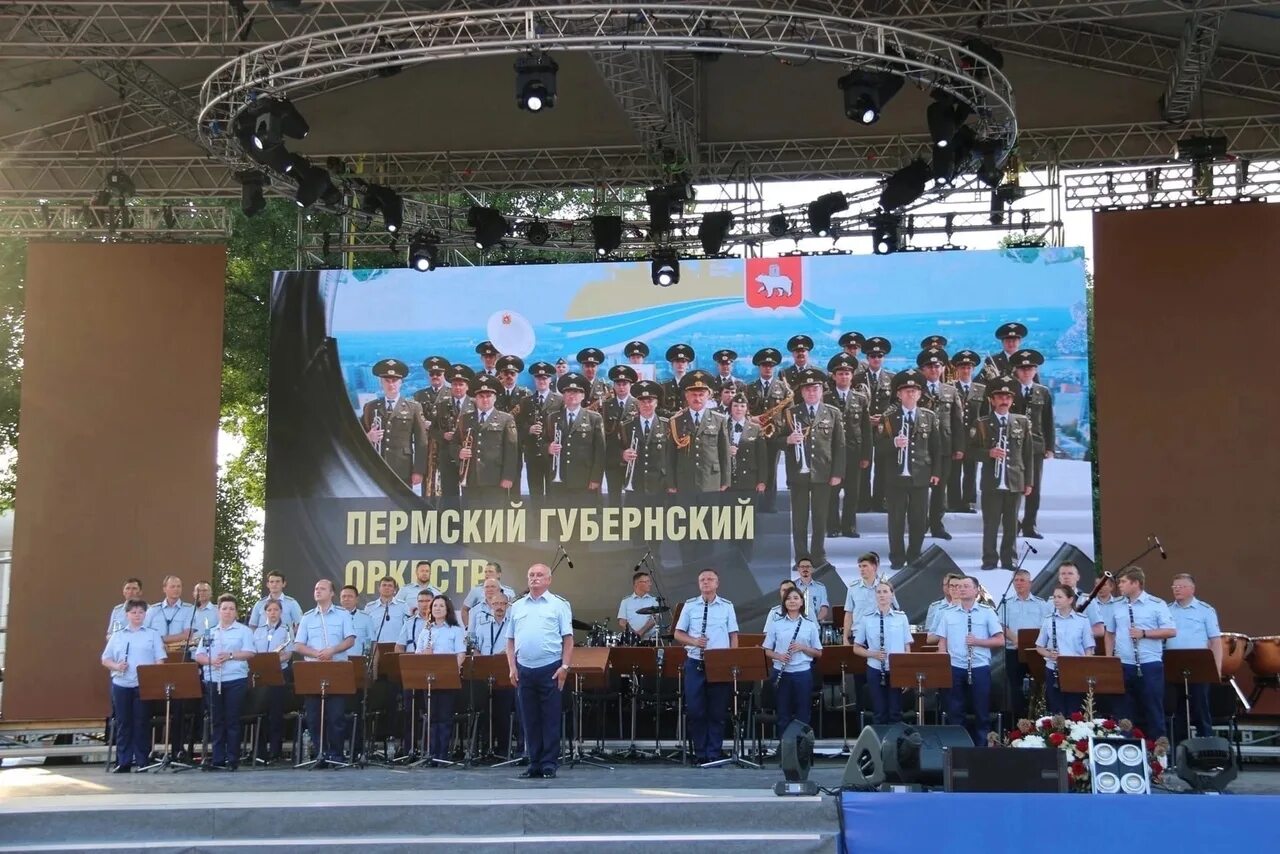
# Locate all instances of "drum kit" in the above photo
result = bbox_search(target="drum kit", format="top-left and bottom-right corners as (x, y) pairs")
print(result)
(582, 603), (672, 648)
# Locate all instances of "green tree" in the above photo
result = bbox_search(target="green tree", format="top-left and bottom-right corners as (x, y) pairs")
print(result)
(0, 237), (25, 510)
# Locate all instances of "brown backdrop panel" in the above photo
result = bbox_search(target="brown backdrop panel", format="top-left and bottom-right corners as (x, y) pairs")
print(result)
(5, 243), (225, 721)
(1095, 203), (1280, 710)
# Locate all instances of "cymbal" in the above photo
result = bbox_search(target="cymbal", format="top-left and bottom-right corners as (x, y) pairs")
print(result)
(636, 605), (671, 615)
(571, 619), (594, 632)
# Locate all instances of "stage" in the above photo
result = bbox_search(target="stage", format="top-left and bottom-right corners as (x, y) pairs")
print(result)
(1, 759), (1278, 852)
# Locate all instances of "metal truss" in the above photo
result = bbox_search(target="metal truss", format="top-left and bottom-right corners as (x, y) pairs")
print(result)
(1160, 8), (1225, 123)
(1063, 159), (1280, 210)
(0, 202), (230, 237)
(590, 49), (700, 174)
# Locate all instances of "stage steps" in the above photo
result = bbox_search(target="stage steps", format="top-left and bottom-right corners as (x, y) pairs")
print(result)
(0, 786), (838, 853)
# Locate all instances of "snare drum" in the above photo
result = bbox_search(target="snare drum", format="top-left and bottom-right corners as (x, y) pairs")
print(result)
(1246, 635), (1280, 678)
(618, 628), (642, 647)
(1220, 632), (1251, 679)
(819, 622), (843, 646)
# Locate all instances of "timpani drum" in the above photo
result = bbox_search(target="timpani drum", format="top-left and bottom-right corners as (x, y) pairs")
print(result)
(1220, 632), (1251, 679)
(1246, 635), (1280, 678)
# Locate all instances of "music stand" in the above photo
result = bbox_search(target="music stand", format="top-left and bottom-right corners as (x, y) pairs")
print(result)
(566, 647), (613, 769)
(292, 661), (357, 770)
(1164, 648), (1220, 743)
(818, 646), (866, 754)
(400, 654), (463, 767)
(736, 632), (766, 648)
(702, 647), (769, 769)
(1017, 628), (1047, 690)
(608, 646), (660, 759)
(658, 645), (688, 763)
(138, 663), (201, 772)
(246, 653), (286, 767)
(465, 654), (520, 767)
(888, 652), (951, 725)
(911, 632), (938, 651)
(1058, 655), (1124, 718)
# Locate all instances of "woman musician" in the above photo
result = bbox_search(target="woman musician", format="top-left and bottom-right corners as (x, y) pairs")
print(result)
(1035, 584), (1096, 716)
(853, 581), (912, 724)
(762, 588), (823, 736)
(251, 598), (294, 763)
(415, 596), (467, 762)
(194, 595), (254, 770)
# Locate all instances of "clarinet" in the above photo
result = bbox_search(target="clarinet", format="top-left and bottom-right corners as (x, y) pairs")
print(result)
(879, 612), (888, 687)
(775, 619), (804, 688)
(966, 612), (974, 686)
(1128, 601), (1142, 677)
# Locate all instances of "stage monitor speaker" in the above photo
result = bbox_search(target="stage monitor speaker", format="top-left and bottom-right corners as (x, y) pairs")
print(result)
(888, 546), (960, 625)
(779, 720), (815, 782)
(842, 724), (973, 790)
(944, 746), (1068, 793)
(1031, 544), (1097, 599)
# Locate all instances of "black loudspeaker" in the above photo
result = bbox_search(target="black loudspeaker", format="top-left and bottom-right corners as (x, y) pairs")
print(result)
(888, 546), (960, 625)
(779, 720), (815, 782)
(1031, 544), (1096, 599)
(944, 747), (1068, 793)
(842, 724), (973, 790)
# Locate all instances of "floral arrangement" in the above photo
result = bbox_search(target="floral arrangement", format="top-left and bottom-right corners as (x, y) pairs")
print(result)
(992, 712), (1171, 793)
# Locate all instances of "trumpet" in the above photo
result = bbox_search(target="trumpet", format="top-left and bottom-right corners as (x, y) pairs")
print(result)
(370, 410), (385, 453)
(551, 424), (564, 484)
(756, 397), (792, 437)
(786, 409), (810, 474)
(624, 426), (639, 491)
(896, 413), (911, 475)
(458, 426), (474, 488)
(995, 419), (1010, 491)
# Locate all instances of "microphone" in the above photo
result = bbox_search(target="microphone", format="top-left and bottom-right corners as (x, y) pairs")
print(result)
(1026, 543), (1038, 554)
(632, 547), (653, 573)
(1152, 535), (1167, 559)
(562, 547), (576, 570)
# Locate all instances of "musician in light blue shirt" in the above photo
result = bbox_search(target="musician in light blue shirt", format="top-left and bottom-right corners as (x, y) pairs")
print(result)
(935, 576), (1004, 745)
(396, 561), (444, 617)
(1035, 584), (1096, 716)
(1104, 567), (1176, 739)
(106, 578), (143, 639)
(842, 554), (898, 643)
(673, 569), (740, 764)
(924, 574), (961, 637)
(761, 579), (798, 630)
(1167, 573), (1222, 737)
(1001, 569), (1052, 718)
(100, 598), (166, 772)
(294, 580), (356, 764)
(763, 588), (823, 736)
(248, 571), (305, 630)
(460, 561), (516, 626)
(191, 581), (219, 634)
(193, 595), (255, 769)
(506, 563), (574, 778)
(365, 577), (408, 646)
(338, 585), (375, 659)
(396, 590), (434, 653)
(617, 571), (660, 641)
(251, 598), (293, 762)
(474, 594), (516, 757)
(854, 582), (912, 724)
(414, 596), (467, 762)
(144, 575), (196, 758)
(792, 557), (830, 622)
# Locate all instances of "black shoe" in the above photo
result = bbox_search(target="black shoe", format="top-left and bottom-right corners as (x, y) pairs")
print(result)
(841, 528), (859, 538)
(1001, 561), (1015, 570)
(890, 562), (905, 569)
(109, 764), (133, 774)
(980, 563), (997, 570)
(1021, 524), (1043, 539)
(519, 769), (544, 779)
(543, 769), (558, 779)
(825, 529), (840, 538)
(930, 528), (953, 540)
(963, 504), (977, 514)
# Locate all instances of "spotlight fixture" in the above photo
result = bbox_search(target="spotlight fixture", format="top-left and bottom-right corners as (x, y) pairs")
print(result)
(105, 169), (135, 199)
(646, 186), (677, 235)
(251, 98), (309, 151)
(526, 220), (550, 246)
(767, 213), (790, 237)
(591, 215), (623, 257)
(927, 94), (960, 149)
(976, 139), (1005, 188)
(651, 248), (680, 287)
(1088, 738), (1150, 795)
(409, 230), (440, 272)
(1175, 738), (1238, 794)
(515, 53), (559, 112)
(807, 191), (849, 237)
(838, 69), (904, 125)
(293, 162), (337, 208)
(878, 159), (931, 211)
(468, 205), (508, 249)
(360, 184), (404, 233)
(237, 170), (267, 217)
(871, 212), (901, 255)
(699, 211), (735, 255)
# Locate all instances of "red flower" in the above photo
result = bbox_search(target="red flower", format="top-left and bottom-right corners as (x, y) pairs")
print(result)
(1102, 720), (1117, 731)
(1075, 739), (1089, 753)
(1070, 712), (1084, 722)
(1040, 719), (1053, 731)
(1071, 761), (1086, 776)
(1131, 727), (1145, 740)
(1049, 732), (1066, 746)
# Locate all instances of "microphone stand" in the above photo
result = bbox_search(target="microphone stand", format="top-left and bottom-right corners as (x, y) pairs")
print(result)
(1113, 535), (1166, 573)
(997, 542), (1036, 714)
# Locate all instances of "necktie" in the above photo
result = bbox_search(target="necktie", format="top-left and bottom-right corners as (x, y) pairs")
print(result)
(839, 392), (846, 404)
(567, 411), (576, 430)
(1023, 386), (1032, 401)
(906, 411), (914, 426)
(387, 398), (397, 409)
(480, 410), (488, 424)
(642, 419), (650, 436)
(999, 415), (1007, 427)
(733, 423), (743, 433)
(693, 412), (700, 426)
(929, 383), (937, 395)
(808, 405), (816, 419)
(961, 383), (969, 395)
(539, 394), (546, 405)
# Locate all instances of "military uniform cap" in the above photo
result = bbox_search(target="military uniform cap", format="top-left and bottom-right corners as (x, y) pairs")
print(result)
(633, 380), (662, 400)
(863, 337), (892, 357)
(555, 357), (568, 366)
(786, 334), (814, 352)
(730, 392), (749, 406)
(827, 354), (858, 373)
(892, 369), (926, 392)
(679, 370), (716, 392)
(475, 340), (500, 357)
(1010, 348), (1045, 368)
(795, 367), (827, 388)
(447, 363), (476, 384)
(716, 375), (740, 392)
(995, 322), (1028, 340)
(422, 355), (449, 373)
(608, 364), (638, 383)
(373, 358), (410, 379)
(753, 347), (783, 366)
(950, 349), (981, 367)
(838, 331), (866, 348)
(473, 375), (503, 395)
(624, 340), (650, 359)
(916, 347), (949, 367)
(576, 347), (605, 366)
(496, 354), (525, 373)
(987, 376), (1018, 396)
(528, 361), (556, 378)
(666, 343), (695, 362)
(920, 335), (948, 350)
(557, 372), (590, 394)
(712, 349), (738, 365)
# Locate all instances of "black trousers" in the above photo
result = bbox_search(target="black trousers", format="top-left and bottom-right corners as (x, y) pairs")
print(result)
(928, 458), (952, 530)
(886, 478), (928, 565)
(949, 457), (978, 507)
(827, 459), (863, 533)
(1004, 648), (1030, 719)
(982, 488), (1023, 566)
(790, 475), (832, 562)
(525, 453), (552, 499)
(760, 438), (785, 512)
(1022, 452), (1046, 529)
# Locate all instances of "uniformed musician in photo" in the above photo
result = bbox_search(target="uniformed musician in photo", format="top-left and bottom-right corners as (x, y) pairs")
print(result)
(602, 364), (640, 503)
(837, 331), (867, 384)
(879, 370), (941, 569)
(726, 392), (768, 497)
(475, 340), (500, 377)
(948, 350), (986, 513)
(665, 370), (731, 497)
(433, 364), (477, 503)
(361, 358), (431, 492)
(972, 376), (1034, 570)
(981, 321), (1028, 383)
(780, 334), (814, 390)
(576, 347), (609, 405)
(624, 339), (650, 366)
(660, 343), (695, 417)
(673, 568), (740, 765)
(784, 367), (845, 568)
(860, 337), (896, 511)
(619, 379), (671, 499)
(413, 355), (451, 413)
(494, 354), (530, 416)
(455, 374), (520, 506)
(712, 348), (738, 389)
(825, 353), (872, 538)
(522, 361), (562, 499)
(1009, 349), (1054, 539)
(543, 372), (606, 499)
(916, 347), (964, 541)
(935, 576), (1004, 746)
(746, 347), (792, 513)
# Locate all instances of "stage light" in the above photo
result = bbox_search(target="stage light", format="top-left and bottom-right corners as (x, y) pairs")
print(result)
(515, 53), (559, 112)
(775, 721), (819, 796)
(871, 212), (901, 255)
(251, 99), (309, 151)
(651, 249), (679, 287)
(360, 184), (403, 233)
(699, 210), (734, 255)
(1088, 737), (1150, 795)
(878, 159), (931, 211)
(1175, 738), (1238, 793)
(409, 230), (440, 272)
(646, 186), (676, 235)
(468, 205), (508, 249)
(526, 220), (550, 246)
(237, 170), (267, 217)
(767, 213), (790, 237)
(807, 191), (848, 237)
(293, 162), (337, 209)
(838, 69), (904, 125)
(591, 215), (623, 257)
(927, 93), (960, 149)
